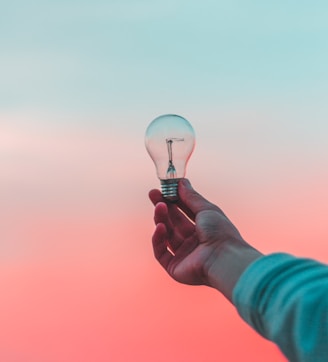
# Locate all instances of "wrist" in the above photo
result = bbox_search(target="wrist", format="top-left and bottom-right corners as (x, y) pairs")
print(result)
(206, 239), (263, 302)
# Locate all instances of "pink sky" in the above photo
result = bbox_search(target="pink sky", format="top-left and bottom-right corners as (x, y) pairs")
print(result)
(2, 117), (328, 361)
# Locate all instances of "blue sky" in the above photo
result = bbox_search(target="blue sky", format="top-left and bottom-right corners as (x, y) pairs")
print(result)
(1, 0), (328, 129)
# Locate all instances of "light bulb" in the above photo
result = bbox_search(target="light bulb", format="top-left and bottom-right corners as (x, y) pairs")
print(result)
(145, 114), (196, 201)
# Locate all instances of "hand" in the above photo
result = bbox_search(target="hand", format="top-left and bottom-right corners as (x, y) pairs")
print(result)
(149, 179), (261, 300)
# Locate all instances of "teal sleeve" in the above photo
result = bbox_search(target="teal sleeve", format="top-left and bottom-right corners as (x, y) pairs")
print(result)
(232, 253), (328, 362)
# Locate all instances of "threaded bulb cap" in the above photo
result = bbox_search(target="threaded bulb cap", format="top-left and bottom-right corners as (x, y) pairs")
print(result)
(160, 179), (180, 202)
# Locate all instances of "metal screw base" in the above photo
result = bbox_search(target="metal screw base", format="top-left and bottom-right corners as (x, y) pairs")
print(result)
(160, 179), (180, 202)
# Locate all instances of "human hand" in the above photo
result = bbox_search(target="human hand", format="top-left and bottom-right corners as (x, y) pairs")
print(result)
(149, 179), (261, 300)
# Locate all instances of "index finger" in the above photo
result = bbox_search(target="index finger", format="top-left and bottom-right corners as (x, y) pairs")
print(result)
(149, 189), (164, 206)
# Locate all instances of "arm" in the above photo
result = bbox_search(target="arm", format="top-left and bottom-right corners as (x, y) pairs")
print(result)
(149, 179), (328, 361)
(233, 253), (328, 362)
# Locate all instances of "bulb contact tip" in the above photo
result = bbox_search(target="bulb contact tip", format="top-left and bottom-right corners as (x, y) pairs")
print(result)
(160, 179), (180, 202)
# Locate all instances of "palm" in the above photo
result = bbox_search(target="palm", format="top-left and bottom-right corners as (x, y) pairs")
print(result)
(167, 232), (217, 286)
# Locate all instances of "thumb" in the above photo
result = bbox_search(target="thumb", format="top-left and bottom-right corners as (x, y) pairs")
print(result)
(178, 179), (219, 215)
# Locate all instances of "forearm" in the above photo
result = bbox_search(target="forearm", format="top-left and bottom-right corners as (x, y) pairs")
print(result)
(206, 240), (263, 302)
(233, 253), (328, 361)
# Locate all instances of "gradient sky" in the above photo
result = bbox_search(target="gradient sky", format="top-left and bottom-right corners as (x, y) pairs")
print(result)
(1, 1), (328, 361)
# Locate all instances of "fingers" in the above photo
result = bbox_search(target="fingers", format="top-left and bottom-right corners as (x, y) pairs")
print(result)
(152, 223), (174, 269)
(149, 180), (222, 219)
(149, 189), (164, 206)
(153, 201), (169, 225)
(153, 202), (191, 250)
(167, 204), (195, 236)
(149, 185), (203, 275)
(178, 179), (222, 215)
(149, 189), (195, 237)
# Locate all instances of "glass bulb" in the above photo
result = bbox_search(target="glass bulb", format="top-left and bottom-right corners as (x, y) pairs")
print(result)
(145, 114), (196, 201)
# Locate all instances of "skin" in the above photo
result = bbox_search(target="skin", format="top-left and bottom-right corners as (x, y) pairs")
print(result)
(149, 178), (263, 302)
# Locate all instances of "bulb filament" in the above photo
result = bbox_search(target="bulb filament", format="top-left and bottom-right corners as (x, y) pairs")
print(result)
(166, 138), (184, 178)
